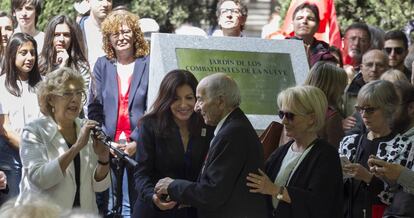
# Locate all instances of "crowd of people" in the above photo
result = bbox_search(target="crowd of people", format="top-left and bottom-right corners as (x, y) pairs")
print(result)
(0, 0), (413, 218)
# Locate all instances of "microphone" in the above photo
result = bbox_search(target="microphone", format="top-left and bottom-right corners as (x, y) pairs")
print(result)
(91, 125), (111, 142)
(91, 125), (138, 167)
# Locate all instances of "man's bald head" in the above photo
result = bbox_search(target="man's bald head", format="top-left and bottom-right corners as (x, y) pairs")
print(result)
(361, 49), (389, 83)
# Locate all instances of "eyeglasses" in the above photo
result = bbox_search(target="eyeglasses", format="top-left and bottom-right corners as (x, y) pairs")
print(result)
(220, 8), (241, 15)
(110, 29), (132, 39)
(354, 106), (378, 114)
(362, 62), (387, 69)
(54, 90), (86, 101)
(384, 47), (405, 55)
(278, 110), (295, 121)
(346, 36), (370, 45)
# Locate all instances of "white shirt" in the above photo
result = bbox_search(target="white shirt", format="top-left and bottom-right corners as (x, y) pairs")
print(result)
(33, 31), (45, 54)
(272, 144), (313, 208)
(116, 61), (135, 95)
(213, 110), (233, 138)
(0, 76), (41, 135)
(84, 17), (106, 70)
(14, 28), (44, 54)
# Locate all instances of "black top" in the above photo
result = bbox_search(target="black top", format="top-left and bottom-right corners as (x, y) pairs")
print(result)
(266, 138), (343, 218)
(67, 142), (81, 208)
(344, 132), (396, 218)
(347, 72), (365, 97)
(134, 116), (214, 218)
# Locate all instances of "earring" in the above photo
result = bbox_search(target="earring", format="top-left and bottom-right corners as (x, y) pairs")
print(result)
(51, 107), (55, 113)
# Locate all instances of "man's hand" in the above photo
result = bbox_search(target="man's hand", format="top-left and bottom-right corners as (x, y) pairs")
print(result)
(155, 177), (174, 195)
(152, 194), (177, 210)
(0, 171), (7, 190)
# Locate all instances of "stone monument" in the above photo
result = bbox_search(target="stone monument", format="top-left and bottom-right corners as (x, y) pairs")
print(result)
(149, 33), (309, 130)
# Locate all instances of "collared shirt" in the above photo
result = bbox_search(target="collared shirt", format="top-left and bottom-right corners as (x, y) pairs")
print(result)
(213, 110), (233, 140)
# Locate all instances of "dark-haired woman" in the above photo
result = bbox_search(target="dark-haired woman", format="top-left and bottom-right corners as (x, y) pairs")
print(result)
(39, 15), (90, 88)
(133, 70), (213, 218)
(0, 32), (41, 205)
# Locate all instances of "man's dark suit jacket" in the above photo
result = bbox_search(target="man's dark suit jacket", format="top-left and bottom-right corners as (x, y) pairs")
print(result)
(87, 56), (149, 141)
(133, 116), (213, 218)
(266, 139), (343, 218)
(168, 108), (268, 218)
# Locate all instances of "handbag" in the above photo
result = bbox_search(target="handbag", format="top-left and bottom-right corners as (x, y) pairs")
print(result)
(259, 121), (283, 161)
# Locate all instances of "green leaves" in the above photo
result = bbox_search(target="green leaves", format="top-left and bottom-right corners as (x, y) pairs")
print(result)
(336, 0), (414, 32)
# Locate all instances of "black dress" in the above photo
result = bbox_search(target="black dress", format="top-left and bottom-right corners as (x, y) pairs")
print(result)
(266, 138), (343, 218)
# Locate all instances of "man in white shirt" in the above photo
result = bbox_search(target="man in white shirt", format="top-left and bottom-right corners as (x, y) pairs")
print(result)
(213, 0), (248, 37)
(11, 0), (44, 53)
(79, 0), (112, 70)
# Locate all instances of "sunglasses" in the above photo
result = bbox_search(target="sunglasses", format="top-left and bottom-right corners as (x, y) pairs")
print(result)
(278, 110), (295, 121)
(354, 106), (378, 114)
(384, 47), (405, 55)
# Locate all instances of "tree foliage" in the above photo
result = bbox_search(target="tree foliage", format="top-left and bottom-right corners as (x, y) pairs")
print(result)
(0, 0), (75, 31)
(335, 0), (414, 32)
(37, 0), (76, 30)
(131, 0), (218, 32)
(2, 0), (413, 35)
(0, 0), (219, 32)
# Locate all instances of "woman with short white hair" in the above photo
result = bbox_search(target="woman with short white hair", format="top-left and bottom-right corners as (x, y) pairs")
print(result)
(18, 67), (110, 212)
(247, 85), (343, 218)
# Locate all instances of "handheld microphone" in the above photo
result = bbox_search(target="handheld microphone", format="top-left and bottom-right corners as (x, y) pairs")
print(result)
(90, 124), (138, 167)
(91, 126), (111, 143)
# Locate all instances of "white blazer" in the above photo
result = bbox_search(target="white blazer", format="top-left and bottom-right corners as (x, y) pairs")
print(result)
(17, 116), (110, 212)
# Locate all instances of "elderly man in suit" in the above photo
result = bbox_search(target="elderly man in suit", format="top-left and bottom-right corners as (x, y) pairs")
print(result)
(155, 73), (267, 218)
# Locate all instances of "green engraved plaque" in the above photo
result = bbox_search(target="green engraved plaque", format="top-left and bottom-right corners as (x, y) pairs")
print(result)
(176, 48), (296, 115)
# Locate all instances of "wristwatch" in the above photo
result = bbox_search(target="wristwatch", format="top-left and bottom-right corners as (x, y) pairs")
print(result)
(276, 186), (284, 200)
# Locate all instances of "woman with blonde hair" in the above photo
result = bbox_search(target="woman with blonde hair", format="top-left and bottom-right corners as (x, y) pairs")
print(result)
(380, 69), (409, 83)
(247, 85), (343, 218)
(304, 61), (348, 147)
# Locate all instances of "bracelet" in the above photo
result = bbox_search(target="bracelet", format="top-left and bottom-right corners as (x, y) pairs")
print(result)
(97, 160), (110, 165)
